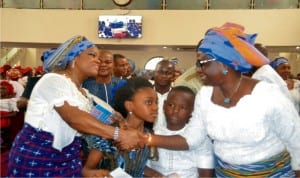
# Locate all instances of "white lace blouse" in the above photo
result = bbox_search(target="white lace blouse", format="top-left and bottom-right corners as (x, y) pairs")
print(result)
(25, 73), (93, 151)
(181, 81), (300, 170)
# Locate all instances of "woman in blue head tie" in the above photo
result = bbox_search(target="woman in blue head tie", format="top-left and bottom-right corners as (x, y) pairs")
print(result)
(112, 24), (299, 178)
(270, 57), (300, 114)
(7, 35), (143, 177)
(195, 23), (300, 177)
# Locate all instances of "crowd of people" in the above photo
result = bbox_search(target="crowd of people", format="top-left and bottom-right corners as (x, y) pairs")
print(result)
(0, 22), (300, 177)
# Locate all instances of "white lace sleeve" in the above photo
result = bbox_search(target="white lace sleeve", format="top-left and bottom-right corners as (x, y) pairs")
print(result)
(27, 73), (89, 151)
(180, 86), (211, 150)
(34, 74), (83, 109)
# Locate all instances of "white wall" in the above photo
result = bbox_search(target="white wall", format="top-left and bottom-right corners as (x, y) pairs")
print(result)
(1, 9), (300, 46)
(1, 8), (300, 74)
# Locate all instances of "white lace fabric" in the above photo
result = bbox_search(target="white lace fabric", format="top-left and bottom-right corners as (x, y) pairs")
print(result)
(25, 73), (93, 151)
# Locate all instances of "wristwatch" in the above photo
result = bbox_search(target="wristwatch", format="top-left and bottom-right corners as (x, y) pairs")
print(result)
(112, 0), (132, 7)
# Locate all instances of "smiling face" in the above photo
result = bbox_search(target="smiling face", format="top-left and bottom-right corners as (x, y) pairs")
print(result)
(164, 89), (195, 131)
(195, 52), (225, 86)
(127, 87), (158, 123)
(275, 63), (291, 80)
(98, 50), (114, 77)
(75, 46), (100, 78)
(114, 57), (129, 78)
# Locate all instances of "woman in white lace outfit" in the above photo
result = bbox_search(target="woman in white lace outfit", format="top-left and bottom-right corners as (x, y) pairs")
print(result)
(7, 35), (143, 177)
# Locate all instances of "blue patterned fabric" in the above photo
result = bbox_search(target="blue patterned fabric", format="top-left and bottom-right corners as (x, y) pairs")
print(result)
(84, 133), (114, 154)
(81, 78), (126, 156)
(43, 35), (95, 72)
(269, 57), (289, 69)
(7, 124), (82, 177)
(42, 48), (56, 62)
(84, 128), (150, 177)
(199, 30), (252, 72)
(215, 151), (295, 177)
(199, 23), (269, 72)
(83, 77), (126, 107)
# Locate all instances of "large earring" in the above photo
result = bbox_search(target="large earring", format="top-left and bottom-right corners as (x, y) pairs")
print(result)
(128, 111), (132, 115)
(222, 69), (228, 75)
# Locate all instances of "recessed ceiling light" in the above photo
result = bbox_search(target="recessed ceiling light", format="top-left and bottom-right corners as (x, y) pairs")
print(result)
(296, 46), (300, 50)
(162, 46), (168, 49)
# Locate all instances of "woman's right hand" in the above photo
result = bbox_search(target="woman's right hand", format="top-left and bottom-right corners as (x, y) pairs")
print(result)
(116, 127), (145, 150)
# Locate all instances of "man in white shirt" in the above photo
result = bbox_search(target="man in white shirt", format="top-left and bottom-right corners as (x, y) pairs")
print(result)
(152, 60), (174, 130)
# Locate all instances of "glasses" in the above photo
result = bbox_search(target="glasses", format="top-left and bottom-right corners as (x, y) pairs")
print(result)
(196, 58), (222, 75)
(195, 58), (216, 68)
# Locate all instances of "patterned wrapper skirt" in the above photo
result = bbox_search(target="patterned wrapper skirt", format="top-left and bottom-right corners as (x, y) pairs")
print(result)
(215, 151), (296, 177)
(7, 123), (82, 177)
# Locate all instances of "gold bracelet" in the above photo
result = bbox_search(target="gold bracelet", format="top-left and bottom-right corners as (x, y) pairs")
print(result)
(147, 133), (152, 145)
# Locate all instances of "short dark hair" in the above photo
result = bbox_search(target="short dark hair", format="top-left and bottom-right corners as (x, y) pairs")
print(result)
(113, 54), (126, 63)
(154, 59), (174, 71)
(168, 86), (195, 99)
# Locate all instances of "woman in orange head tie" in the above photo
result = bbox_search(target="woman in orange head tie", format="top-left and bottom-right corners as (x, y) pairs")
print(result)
(196, 23), (300, 177)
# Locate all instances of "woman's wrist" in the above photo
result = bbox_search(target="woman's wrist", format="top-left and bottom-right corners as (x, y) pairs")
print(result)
(146, 132), (153, 146)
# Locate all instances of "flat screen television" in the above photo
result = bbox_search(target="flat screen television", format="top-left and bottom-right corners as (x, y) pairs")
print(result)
(98, 15), (142, 39)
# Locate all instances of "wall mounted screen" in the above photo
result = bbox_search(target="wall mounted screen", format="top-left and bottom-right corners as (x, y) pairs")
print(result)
(98, 15), (142, 39)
